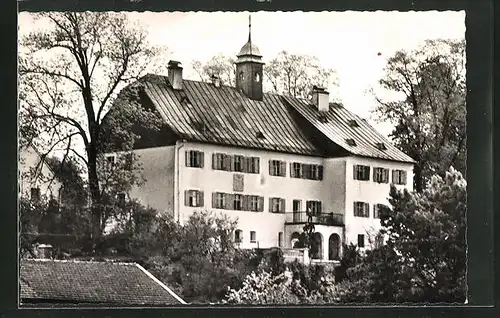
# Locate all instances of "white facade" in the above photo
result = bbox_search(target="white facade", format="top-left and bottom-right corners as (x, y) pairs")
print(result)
(130, 141), (414, 260)
(19, 145), (62, 201)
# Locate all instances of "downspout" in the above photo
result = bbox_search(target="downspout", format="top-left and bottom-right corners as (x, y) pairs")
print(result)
(174, 140), (186, 225)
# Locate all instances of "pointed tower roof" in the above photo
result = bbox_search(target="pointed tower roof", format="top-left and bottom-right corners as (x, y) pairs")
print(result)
(236, 15), (264, 64)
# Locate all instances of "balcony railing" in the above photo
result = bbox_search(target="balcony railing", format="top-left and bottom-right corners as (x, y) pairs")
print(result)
(284, 211), (345, 226)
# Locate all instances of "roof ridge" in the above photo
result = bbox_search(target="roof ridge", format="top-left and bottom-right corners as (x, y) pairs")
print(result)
(22, 258), (138, 266)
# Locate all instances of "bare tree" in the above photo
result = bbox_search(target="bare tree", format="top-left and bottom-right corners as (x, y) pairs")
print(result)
(192, 53), (236, 85)
(19, 12), (167, 242)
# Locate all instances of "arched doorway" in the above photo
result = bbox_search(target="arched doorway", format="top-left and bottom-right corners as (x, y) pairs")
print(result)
(291, 232), (301, 248)
(328, 234), (340, 260)
(310, 232), (323, 259)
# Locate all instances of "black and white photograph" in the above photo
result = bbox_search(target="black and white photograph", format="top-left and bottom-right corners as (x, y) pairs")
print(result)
(18, 10), (467, 306)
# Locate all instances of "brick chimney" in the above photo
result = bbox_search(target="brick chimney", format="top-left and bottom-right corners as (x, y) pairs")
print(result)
(167, 60), (183, 90)
(312, 86), (330, 112)
(211, 74), (222, 88)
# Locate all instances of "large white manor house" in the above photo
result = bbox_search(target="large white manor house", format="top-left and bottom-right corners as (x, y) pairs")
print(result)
(106, 24), (415, 262)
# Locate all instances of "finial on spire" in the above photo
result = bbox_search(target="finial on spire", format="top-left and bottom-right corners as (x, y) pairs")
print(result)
(248, 14), (252, 42)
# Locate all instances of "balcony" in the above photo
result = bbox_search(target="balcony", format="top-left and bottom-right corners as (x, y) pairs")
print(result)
(284, 211), (344, 227)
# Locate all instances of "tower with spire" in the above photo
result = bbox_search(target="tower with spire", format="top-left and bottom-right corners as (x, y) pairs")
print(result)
(235, 15), (265, 101)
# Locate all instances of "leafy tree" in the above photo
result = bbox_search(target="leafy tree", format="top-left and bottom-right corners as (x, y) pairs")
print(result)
(340, 167), (467, 303)
(19, 12), (167, 242)
(372, 39), (466, 192)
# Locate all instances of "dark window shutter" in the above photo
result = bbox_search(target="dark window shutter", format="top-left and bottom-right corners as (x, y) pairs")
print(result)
(242, 195), (249, 211)
(303, 164), (310, 179)
(353, 165), (357, 179)
(280, 198), (286, 213)
(198, 191), (204, 207)
(392, 170), (396, 183)
(290, 162), (294, 178)
(402, 171), (407, 185)
(228, 155), (234, 171)
(212, 153), (217, 169)
(199, 152), (204, 168)
(258, 196), (264, 212)
(353, 201), (357, 215)
(384, 169), (389, 183)
(212, 192), (217, 208)
(269, 197), (273, 212)
(225, 193), (234, 210)
(365, 202), (370, 217)
(184, 190), (190, 206)
(242, 157), (248, 173)
(373, 168), (377, 182)
(185, 151), (190, 167)
(281, 161), (286, 177)
(318, 165), (324, 180)
(269, 160), (273, 175)
(318, 201), (322, 213)
(255, 158), (260, 174)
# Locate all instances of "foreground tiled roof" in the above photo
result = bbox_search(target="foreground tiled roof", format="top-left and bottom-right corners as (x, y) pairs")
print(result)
(20, 259), (186, 306)
(135, 74), (414, 163)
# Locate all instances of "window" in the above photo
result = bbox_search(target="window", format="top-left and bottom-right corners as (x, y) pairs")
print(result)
(254, 72), (260, 82)
(353, 201), (370, 217)
(185, 190), (204, 207)
(292, 200), (302, 212)
(373, 167), (389, 183)
(213, 192), (226, 209)
(246, 157), (260, 174)
(248, 195), (260, 212)
(239, 71), (244, 81)
(235, 229), (243, 243)
(392, 169), (407, 185)
(213, 153), (230, 171)
(278, 232), (284, 247)
(185, 150), (204, 168)
(105, 155), (116, 170)
(291, 163), (323, 180)
(306, 200), (322, 215)
(357, 234), (365, 248)
(30, 187), (41, 201)
(233, 155), (244, 172)
(233, 194), (243, 210)
(269, 160), (286, 177)
(250, 231), (257, 243)
(291, 162), (302, 178)
(353, 165), (370, 181)
(373, 203), (387, 219)
(269, 197), (285, 213)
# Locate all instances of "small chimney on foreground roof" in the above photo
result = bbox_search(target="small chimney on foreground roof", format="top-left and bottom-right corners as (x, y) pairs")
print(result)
(36, 244), (53, 259)
(312, 86), (330, 112)
(167, 60), (183, 90)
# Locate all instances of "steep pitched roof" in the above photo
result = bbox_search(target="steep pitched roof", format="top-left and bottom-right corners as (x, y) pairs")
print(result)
(283, 96), (416, 163)
(134, 74), (414, 163)
(20, 259), (186, 306)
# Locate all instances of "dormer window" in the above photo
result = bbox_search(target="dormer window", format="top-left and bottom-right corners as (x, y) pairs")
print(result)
(348, 120), (359, 128)
(346, 138), (357, 147)
(376, 142), (387, 151)
(256, 131), (265, 139)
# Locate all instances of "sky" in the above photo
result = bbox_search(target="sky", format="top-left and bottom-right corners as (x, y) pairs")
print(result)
(18, 10), (465, 137)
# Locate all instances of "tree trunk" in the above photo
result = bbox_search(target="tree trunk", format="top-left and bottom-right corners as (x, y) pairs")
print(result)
(87, 141), (102, 243)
